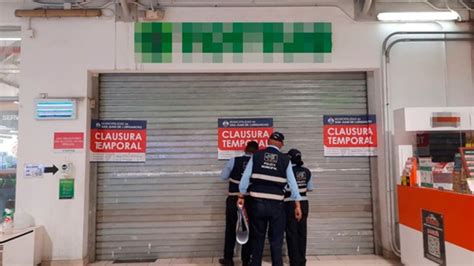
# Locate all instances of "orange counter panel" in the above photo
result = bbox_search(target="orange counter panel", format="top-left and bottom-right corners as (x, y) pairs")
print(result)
(398, 185), (474, 251)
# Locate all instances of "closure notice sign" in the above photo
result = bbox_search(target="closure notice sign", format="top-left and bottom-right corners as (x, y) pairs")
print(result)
(323, 115), (377, 157)
(218, 118), (273, 160)
(90, 120), (147, 162)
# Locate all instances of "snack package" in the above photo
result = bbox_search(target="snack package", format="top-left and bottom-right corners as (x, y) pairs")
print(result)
(1, 208), (14, 234)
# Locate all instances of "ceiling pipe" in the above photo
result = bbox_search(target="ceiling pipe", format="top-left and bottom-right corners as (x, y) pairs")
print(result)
(381, 31), (474, 257)
(362, 0), (373, 15)
(119, 0), (131, 21)
(136, 0), (355, 20)
(0, 78), (19, 89)
(382, 31), (474, 62)
(386, 37), (474, 58)
(15, 9), (102, 17)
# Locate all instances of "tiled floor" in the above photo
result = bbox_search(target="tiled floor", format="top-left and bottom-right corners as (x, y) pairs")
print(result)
(89, 255), (402, 266)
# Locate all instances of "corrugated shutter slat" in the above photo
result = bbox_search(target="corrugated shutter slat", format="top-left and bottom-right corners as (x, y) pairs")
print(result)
(96, 73), (374, 260)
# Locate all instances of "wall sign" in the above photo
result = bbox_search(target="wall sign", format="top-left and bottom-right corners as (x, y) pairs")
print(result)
(431, 112), (460, 128)
(90, 120), (147, 162)
(416, 133), (430, 157)
(323, 115), (377, 156)
(54, 132), (84, 151)
(24, 164), (44, 178)
(1, 111), (18, 129)
(59, 179), (75, 200)
(135, 22), (332, 63)
(422, 210), (446, 266)
(218, 118), (273, 160)
(24, 164), (58, 178)
(35, 99), (77, 120)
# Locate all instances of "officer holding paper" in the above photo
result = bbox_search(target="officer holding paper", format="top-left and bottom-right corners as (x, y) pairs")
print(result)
(219, 141), (259, 266)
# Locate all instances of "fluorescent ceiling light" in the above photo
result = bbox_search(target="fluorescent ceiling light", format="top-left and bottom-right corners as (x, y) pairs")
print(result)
(377, 11), (460, 22)
(0, 38), (21, 41)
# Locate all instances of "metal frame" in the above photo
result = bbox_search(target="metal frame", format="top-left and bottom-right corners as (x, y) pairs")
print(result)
(381, 31), (474, 257)
(86, 70), (382, 261)
(87, 73), (100, 263)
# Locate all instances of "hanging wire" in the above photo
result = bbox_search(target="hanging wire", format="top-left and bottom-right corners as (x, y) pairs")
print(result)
(458, 0), (474, 11)
(150, 0), (155, 11)
(423, 0), (471, 11)
(33, 0), (117, 9)
(129, 1), (149, 9)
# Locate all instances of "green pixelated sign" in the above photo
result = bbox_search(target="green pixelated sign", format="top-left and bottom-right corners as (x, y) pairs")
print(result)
(135, 22), (332, 63)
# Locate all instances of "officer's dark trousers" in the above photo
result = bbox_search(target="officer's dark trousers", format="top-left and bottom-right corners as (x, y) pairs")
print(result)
(249, 198), (286, 266)
(224, 196), (251, 264)
(285, 201), (309, 266)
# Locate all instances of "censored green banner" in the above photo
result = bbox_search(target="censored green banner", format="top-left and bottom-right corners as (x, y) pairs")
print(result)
(135, 22), (332, 63)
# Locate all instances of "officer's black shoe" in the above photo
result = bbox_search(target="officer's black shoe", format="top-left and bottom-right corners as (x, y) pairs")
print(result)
(218, 258), (234, 266)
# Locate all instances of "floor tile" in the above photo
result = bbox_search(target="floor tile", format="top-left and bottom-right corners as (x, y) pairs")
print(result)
(337, 255), (380, 260)
(308, 261), (346, 266)
(170, 264), (201, 266)
(316, 256), (340, 261)
(151, 259), (172, 265)
(88, 262), (111, 266)
(90, 255), (400, 266)
(191, 257), (214, 265)
(170, 258), (194, 264)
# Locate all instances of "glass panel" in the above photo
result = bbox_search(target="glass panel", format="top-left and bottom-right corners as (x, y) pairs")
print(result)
(0, 26), (20, 219)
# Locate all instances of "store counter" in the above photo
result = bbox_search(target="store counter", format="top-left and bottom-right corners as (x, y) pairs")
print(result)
(398, 186), (474, 265)
(0, 226), (43, 266)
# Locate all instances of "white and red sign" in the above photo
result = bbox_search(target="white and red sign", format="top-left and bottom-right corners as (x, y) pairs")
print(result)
(416, 133), (430, 156)
(90, 120), (147, 162)
(323, 115), (377, 157)
(54, 132), (84, 151)
(218, 118), (273, 160)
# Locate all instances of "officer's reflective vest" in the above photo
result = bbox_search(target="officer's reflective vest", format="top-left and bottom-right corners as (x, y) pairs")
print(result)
(228, 155), (251, 196)
(284, 165), (311, 202)
(249, 147), (290, 201)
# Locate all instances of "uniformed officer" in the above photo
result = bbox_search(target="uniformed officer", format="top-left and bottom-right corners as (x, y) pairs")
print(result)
(284, 149), (314, 266)
(219, 141), (259, 266)
(238, 132), (302, 266)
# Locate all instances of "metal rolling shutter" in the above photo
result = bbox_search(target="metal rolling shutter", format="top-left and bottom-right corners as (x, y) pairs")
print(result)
(96, 73), (374, 260)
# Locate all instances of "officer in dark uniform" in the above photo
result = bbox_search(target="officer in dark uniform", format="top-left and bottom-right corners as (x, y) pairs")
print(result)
(219, 141), (259, 266)
(284, 149), (313, 266)
(238, 132), (302, 266)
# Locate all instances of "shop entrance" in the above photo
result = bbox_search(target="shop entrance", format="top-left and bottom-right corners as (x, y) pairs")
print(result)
(94, 73), (374, 260)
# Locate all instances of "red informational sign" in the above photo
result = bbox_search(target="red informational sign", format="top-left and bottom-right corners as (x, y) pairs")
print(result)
(218, 118), (273, 159)
(323, 115), (377, 156)
(417, 133), (430, 156)
(54, 132), (84, 150)
(90, 120), (147, 162)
